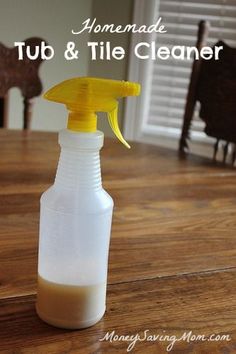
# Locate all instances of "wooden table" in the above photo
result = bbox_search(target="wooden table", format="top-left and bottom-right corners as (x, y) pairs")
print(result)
(0, 130), (236, 353)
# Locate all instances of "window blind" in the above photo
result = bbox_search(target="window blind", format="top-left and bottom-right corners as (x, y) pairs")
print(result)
(146, 0), (236, 139)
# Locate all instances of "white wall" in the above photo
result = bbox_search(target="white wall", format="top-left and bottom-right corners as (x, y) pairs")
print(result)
(0, 0), (92, 131)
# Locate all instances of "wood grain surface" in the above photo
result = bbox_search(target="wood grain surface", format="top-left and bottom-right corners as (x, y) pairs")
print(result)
(0, 130), (236, 353)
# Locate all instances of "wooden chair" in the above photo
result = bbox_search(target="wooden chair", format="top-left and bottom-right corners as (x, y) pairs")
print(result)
(0, 37), (46, 130)
(179, 21), (236, 165)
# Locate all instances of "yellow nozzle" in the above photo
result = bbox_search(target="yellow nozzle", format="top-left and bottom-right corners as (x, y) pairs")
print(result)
(44, 77), (141, 148)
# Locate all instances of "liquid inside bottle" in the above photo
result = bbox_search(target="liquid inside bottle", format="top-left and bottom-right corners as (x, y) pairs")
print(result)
(36, 275), (106, 329)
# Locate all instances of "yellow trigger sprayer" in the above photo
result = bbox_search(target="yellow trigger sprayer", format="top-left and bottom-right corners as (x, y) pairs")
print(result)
(44, 77), (140, 148)
(36, 77), (141, 329)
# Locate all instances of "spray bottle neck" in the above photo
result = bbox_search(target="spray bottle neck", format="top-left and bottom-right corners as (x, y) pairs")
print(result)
(54, 130), (104, 191)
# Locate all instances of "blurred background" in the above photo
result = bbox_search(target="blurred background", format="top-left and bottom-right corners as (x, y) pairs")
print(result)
(0, 0), (133, 135)
(0, 0), (235, 160)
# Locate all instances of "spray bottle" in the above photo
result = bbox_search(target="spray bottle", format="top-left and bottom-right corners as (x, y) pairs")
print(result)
(36, 77), (140, 329)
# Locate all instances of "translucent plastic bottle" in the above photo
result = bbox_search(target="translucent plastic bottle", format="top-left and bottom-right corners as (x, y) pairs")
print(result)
(36, 130), (113, 329)
(36, 77), (140, 329)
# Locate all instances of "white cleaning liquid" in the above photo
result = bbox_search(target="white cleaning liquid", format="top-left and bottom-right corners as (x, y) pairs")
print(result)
(37, 275), (106, 329)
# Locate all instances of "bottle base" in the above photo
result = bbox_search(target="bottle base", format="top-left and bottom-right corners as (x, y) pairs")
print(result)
(36, 305), (106, 329)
